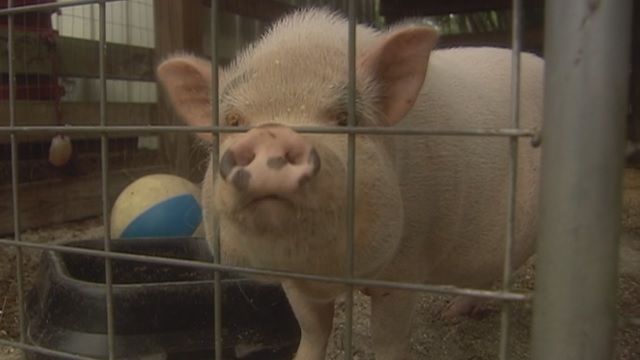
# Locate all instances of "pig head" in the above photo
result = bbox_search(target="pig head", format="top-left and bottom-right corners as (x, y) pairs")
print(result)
(155, 11), (433, 280)
(157, 9), (542, 360)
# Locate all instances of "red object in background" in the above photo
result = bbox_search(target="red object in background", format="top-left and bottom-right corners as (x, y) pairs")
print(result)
(0, 75), (64, 100)
(0, 0), (57, 31)
(0, 0), (64, 101)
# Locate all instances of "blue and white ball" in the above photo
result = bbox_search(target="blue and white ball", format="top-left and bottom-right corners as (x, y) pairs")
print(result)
(110, 174), (204, 238)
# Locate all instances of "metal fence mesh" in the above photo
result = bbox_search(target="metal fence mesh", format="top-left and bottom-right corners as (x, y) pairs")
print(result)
(0, 0), (636, 359)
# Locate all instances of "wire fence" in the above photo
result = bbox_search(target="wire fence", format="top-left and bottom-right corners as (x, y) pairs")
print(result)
(0, 0), (636, 359)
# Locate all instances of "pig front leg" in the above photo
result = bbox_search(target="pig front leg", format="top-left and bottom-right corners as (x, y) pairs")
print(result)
(283, 281), (335, 360)
(370, 288), (419, 360)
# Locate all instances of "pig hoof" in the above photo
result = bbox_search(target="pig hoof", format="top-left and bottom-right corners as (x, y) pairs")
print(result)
(440, 296), (494, 320)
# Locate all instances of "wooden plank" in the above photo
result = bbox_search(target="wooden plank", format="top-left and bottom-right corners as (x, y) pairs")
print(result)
(154, 0), (204, 55)
(628, 2), (640, 143)
(0, 29), (52, 75)
(0, 139), (159, 186)
(0, 101), (157, 126)
(0, 30), (156, 81)
(154, 0), (207, 182)
(380, 0), (543, 18)
(0, 165), (169, 235)
(202, 0), (296, 22)
(0, 101), (157, 142)
(57, 36), (155, 81)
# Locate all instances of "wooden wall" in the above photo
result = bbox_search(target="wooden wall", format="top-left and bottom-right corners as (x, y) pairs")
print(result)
(3, 0), (635, 234)
(0, 4), (162, 234)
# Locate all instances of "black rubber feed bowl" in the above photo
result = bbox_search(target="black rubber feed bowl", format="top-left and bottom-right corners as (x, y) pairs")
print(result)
(25, 237), (300, 359)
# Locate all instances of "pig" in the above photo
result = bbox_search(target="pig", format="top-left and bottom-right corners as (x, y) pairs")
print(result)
(156, 9), (543, 360)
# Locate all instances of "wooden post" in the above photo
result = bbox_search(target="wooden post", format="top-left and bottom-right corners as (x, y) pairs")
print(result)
(154, 0), (207, 182)
(628, 3), (640, 143)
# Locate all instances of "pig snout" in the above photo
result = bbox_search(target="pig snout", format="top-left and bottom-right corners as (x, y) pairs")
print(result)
(219, 125), (321, 196)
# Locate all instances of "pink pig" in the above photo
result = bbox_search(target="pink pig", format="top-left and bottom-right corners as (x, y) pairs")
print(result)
(157, 9), (543, 360)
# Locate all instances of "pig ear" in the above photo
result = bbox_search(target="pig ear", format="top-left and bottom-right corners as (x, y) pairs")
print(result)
(360, 26), (438, 126)
(157, 55), (217, 141)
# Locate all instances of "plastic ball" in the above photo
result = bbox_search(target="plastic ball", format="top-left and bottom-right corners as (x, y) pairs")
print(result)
(110, 174), (204, 238)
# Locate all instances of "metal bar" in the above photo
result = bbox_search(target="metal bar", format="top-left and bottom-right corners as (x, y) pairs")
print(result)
(0, 339), (101, 360)
(210, 0), (223, 359)
(0, 0), (122, 16)
(343, 1), (357, 358)
(0, 125), (538, 137)
(0, 237), (530, 301)
(498, 0), (522, 359)
(7, 0), (27, 344)
(97, 1), (115, 359)
(531, 1), (632, 359)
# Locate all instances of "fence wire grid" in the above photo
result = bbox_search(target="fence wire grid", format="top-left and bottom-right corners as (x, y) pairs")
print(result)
(0, 0), (636, 360)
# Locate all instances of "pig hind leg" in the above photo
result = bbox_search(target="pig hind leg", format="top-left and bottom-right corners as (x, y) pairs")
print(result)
(370, 288), (419, 360)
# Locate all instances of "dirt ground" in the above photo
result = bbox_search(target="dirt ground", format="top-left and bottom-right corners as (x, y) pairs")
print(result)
(1, 169), (640, 360)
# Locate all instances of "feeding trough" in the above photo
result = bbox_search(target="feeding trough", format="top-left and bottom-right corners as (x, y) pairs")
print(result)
(25, 237), (300, 359)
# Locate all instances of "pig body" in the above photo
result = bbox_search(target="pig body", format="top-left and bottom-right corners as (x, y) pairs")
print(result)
(388, 47), (541, 287)
(158, 9), (542, 360)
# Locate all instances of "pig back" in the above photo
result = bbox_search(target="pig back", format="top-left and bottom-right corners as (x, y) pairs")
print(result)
(385, 47), (543, 286)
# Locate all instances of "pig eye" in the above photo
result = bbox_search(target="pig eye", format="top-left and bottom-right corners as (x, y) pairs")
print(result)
(226, 113), (243, 127)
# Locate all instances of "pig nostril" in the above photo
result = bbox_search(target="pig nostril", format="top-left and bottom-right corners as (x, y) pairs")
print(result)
(267, 156), (288, 170)
(219, 150), (237, 180)
(309, 148), (321, 175)
(231, 169), (252, 191)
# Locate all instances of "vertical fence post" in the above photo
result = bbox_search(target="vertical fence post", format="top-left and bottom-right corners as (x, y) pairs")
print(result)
(209, 1), (223, 359)
(531, 1), (633, 359)
(7, 0), (28, 343)
(343, 0), (357, 358)
(97, 1), (116, 359)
